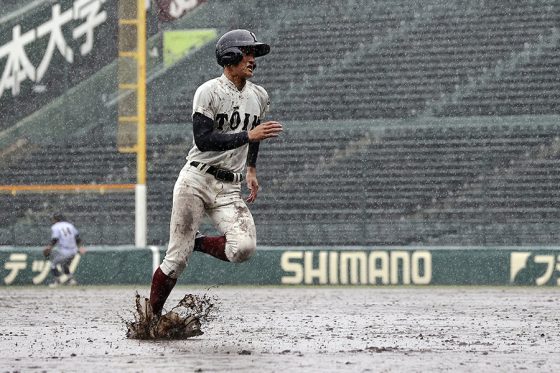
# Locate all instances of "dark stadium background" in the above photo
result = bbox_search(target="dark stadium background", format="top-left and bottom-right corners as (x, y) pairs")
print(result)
(1, 0), (559, 247)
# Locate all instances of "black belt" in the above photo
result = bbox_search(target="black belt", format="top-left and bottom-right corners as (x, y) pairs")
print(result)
(190, 161), (244, 183)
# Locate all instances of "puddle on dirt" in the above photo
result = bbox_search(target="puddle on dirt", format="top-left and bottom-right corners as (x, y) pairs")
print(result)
(125, 292), (217, 340)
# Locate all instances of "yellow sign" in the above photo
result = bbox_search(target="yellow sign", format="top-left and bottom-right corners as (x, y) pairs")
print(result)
(163, 28), (217, 67)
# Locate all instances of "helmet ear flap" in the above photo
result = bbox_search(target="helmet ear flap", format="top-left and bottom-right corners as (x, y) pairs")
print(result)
(217, 46), (243, 67)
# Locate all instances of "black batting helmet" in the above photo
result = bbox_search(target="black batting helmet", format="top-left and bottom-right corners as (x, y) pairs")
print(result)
(215, 29), (270, 67)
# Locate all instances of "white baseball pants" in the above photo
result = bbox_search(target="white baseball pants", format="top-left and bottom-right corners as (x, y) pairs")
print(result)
(160, 163), (257, 278)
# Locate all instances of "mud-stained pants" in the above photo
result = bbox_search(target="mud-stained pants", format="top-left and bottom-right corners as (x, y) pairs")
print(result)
(160, 163), (257, 278)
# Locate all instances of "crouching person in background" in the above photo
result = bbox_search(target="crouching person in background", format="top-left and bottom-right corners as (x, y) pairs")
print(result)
(43, 213), (86, 287)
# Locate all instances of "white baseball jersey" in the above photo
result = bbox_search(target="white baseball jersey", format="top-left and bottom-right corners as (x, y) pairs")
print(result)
(51, 221), (79, 254)
(187, 74), (270, 173)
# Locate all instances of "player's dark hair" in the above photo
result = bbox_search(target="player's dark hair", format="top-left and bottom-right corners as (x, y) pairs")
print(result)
(52, 213), (65, 222)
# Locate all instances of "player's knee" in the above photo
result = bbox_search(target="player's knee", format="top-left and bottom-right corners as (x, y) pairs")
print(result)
(227, 235), (256, 263)
(160, 257), (187, 279)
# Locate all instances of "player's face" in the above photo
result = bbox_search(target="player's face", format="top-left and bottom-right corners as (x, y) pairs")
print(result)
(233, 48), (256, 79)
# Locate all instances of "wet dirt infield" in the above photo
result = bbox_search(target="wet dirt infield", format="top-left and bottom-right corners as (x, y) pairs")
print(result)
(1, 286), (559, 372)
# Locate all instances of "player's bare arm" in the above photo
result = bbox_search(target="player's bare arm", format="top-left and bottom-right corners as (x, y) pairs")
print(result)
(76, 236), (87, 254)
(43, 242), (55, 257)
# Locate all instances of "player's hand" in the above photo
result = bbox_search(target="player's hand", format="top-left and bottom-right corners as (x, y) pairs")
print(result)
(246, 167), (259, 203)
(78, 247), (87, 255)
(248, 121), (282, 141)
(43, 247), (52, 258)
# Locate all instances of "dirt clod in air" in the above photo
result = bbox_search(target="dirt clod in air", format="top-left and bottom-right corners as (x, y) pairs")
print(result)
(126, 292), (216, 340)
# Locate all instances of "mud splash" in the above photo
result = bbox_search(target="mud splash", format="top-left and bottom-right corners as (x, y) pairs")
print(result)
(126, 292), (216, 340)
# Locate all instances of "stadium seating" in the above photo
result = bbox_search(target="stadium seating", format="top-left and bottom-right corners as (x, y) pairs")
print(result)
(147, 0), (560, 123)
(250, 118), (560, 245)
(267, 1), (560, 120)
(0, 0), (37, 17)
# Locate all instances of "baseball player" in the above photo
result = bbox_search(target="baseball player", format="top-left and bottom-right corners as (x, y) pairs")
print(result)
(43, 213), (85, 287)
(149, 29), (282, 316)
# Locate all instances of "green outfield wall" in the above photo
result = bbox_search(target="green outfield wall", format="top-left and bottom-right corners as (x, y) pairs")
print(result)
(1, 246), (559, 286)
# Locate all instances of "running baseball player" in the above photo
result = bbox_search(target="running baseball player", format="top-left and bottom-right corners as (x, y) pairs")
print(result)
(43, 213), (85, 287)
(149, 29), (283, 316)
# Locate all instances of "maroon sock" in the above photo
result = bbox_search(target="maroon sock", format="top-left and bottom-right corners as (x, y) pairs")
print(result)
(149, 267), (177, 316)
(195, 236), (229, 262)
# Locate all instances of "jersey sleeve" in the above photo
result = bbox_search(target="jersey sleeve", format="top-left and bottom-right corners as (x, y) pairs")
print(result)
(51, 226), (60, 240)
(259, 87), (270, 120)
(192, 83), (216, 120)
